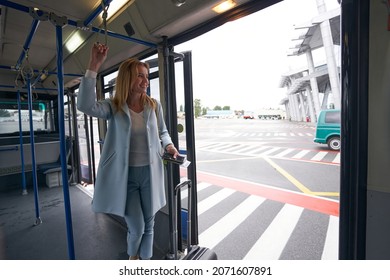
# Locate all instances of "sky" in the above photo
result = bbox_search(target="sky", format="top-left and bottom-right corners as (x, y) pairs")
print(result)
(172, 0), (341, 112)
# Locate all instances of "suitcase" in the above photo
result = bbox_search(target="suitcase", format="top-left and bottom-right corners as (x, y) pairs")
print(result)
(173, 180), (217, 260)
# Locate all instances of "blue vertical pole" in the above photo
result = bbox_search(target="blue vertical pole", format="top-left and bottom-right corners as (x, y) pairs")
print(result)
(26, 78), (42, 225)
(55, 25), (75, 260)
(17, 90), (28, 195)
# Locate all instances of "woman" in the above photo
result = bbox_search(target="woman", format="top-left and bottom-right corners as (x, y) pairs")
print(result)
(77, 42), (178, 260)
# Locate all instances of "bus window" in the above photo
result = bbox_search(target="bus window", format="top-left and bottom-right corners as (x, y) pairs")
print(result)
(0, 100), (53, 135)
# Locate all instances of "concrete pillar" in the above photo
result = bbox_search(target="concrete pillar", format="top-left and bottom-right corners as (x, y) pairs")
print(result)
(305, 49), (321, 117)
(298, 92), (306, 122)
(316, 0), (341, 109)
(305, 86), (317, 122)
(285, 103), (290, 120)
(293, 94), (301, 121)
(284, 103), (290, 120)
(321, 91), (329, 109)
(288, 95), (296, 121)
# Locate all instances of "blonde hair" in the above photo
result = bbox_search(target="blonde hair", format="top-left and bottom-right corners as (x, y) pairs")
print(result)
(112, 57), (156, 113)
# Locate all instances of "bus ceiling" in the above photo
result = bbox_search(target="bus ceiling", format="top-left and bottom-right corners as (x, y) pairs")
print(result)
(0, 0), (281, 96)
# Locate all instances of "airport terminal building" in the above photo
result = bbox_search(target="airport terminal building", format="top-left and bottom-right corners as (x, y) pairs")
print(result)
(279, 1), (340, 123)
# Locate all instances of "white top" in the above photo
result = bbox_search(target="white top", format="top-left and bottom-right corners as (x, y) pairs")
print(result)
(128, 109), (149, 166)
(84, 70), (150, 166)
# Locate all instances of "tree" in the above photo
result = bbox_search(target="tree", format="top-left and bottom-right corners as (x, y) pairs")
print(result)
(213, 105), (222, 110)
(222, 106), (230, 110)
(194, 99), (202, 118)
(0, 109), (11, 117)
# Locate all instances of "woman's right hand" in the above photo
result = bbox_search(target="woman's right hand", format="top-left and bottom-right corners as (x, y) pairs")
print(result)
(88, 42), (109, 72)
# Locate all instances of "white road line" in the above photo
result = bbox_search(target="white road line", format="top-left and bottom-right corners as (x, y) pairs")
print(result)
(311, 151), (328, 161)
(198, 142), (339, 163)
(259, 147), (281, 156)
(197, 188), (236, 215)
(213, 143), (236, 151)
(292, 150), (310, 159)
(197, 143), (218, 149)
(321, 215), (339, 260)
(181, 182), (211, 199)
(332, 153), (340, 164)
(273, 148), (295, 158)
(200, 143), (222, 149)
(199, 195), (265, 249)
(235, 145), (258, 154)
(249, 146), (269, 154)
(223, 144), (246, 153)
(197, 182), (212, 192)
(243, 204), (304, 260)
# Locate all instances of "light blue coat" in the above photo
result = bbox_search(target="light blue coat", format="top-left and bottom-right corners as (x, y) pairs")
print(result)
(77, 76), (173, 217)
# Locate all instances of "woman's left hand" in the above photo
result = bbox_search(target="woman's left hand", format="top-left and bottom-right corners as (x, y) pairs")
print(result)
(166, 144), (179, 158)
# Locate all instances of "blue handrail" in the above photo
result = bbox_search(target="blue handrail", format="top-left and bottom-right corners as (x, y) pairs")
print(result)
(56, 25), (76, 260)
(26, 77), (41, 226)
(17, 91), (27, 195)
(83, 0), (113, 26)
(0, 0), (29, 13)
(0, 0), (157, 49)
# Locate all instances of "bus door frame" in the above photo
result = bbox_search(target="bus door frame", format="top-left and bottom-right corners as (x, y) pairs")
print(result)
(158, 43), (199, 256)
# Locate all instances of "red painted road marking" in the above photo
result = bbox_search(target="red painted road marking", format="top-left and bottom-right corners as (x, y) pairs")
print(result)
(180, 169), (339, 217)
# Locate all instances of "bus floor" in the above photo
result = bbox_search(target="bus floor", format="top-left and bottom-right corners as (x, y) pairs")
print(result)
(0, 184), (134, 260)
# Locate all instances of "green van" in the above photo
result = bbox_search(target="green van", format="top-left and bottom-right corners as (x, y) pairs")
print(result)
(314, 109), (341, 151)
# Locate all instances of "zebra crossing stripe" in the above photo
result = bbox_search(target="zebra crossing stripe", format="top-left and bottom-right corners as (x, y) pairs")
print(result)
(292, 150), (310, 158)
(199, 195), (266, 250)
(235, 145), (259, 154)
(212, 143), (233, 150)
(259, 147), (281, 156)
(321, 215), (339, 260)
(197, 142), (340, 164)
(222, 144), (245, 153)
(181, 182), (211, 199)
(243, 204), (304, 260)
(274, 148), (295, 158)
(198, 143), (221, 149)
(197, 188), (236, 215)
(311, 151), (328, 161)
(332, 153), (340, 164)
(231, 132), (313, 138)
(248, 146), (269, 154)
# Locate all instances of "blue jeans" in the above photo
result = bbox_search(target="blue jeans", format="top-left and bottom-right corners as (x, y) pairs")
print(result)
(124, 166), (155, 259)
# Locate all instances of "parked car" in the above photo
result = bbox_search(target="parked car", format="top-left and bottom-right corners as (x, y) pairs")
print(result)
(243, 111), (255, 119)
(314, 109), (341, 151)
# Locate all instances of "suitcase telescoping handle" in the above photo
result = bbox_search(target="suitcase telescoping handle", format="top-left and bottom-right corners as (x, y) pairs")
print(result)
(174, 179), (192, 260)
